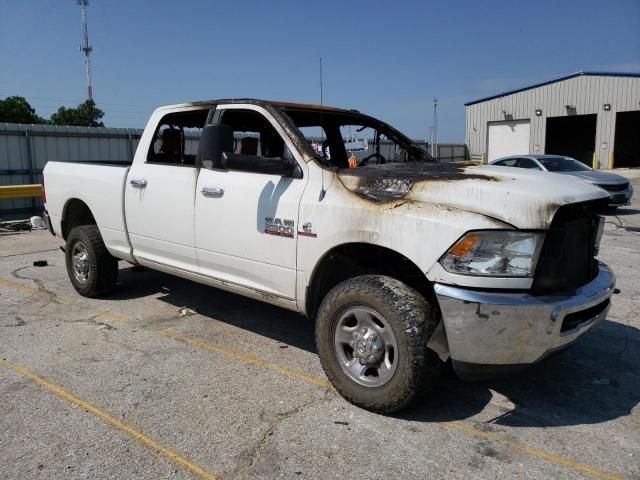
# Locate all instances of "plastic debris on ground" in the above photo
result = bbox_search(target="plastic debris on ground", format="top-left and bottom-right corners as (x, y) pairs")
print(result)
(30, 216), (46, 229)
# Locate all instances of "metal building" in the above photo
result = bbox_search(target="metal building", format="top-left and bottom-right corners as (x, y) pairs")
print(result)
(465, 71), (640, 169)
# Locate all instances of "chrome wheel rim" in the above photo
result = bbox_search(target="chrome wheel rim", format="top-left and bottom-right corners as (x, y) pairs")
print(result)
(334, 306), (398, 387)
(71, 241), (90, 284)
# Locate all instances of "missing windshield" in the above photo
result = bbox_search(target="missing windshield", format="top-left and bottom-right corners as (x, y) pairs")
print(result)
(281, 108), (433, 169)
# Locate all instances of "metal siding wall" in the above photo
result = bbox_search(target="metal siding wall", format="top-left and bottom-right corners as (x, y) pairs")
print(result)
(0, 123), (144, 219)
(466, 75), (640, 168)
(0, 125), (30, 213)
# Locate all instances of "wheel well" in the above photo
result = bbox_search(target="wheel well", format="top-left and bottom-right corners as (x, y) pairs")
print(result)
(305, 243), (435, 319)
(61, 199), (96, 240)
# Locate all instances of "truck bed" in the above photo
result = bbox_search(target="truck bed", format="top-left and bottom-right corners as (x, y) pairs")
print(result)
(43, 161), (133, 261)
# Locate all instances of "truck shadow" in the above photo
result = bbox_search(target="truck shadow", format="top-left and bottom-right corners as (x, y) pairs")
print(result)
(401, 318), (640, 427)
(109, 265), (316, 352)
(110, 266), (640, 428)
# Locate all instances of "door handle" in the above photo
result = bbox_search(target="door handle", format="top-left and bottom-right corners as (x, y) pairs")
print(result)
(129, 178), (147, 188)
(201, 187), (224, 198)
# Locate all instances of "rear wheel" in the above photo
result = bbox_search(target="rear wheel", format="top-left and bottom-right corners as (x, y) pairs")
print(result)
(65, 225), (118, 297)
(315, 275), (442, 413)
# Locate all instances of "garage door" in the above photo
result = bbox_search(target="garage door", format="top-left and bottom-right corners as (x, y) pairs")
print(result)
(487, 120), (530, 162)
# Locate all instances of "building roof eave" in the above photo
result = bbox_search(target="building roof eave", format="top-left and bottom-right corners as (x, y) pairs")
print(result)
(464, 71), (640, 107)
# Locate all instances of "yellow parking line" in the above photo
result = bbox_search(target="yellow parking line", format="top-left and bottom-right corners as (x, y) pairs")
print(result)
(0, 277), (129, 324)
(87, 309), (129, 323)
(0, 357), (217, 480)
(0, 277), (41, 294)
(441, 421), (621, 480)
(157, 328), (333, 389)
(0, 277), (326, 387)
(156, 329), (621, 479)
(0, 276), (624, 479)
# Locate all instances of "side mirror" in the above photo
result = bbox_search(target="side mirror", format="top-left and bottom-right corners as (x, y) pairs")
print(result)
(197, 124), (234, 169)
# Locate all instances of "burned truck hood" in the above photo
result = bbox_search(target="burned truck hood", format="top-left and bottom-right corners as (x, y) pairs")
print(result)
(336, 163), (609, 229)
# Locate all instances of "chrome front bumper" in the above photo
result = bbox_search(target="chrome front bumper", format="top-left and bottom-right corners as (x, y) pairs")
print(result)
(434, 262), (615, 380)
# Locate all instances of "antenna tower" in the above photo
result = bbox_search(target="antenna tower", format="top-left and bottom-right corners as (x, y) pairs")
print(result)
(78, 0), (94, 101)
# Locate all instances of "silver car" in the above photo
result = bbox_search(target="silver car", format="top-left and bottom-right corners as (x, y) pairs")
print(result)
(490, 154), (634, 207)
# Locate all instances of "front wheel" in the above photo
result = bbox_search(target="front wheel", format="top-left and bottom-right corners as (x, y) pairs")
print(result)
(65, 225), (118, 297)
(315, 275), (442, 413)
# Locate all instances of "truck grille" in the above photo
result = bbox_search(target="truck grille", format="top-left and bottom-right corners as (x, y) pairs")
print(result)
(531, 201), (603, 293)
(596, 182), (629, 192)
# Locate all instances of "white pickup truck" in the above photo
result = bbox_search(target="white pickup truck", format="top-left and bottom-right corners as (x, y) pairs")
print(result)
(43, 99), (615, 413)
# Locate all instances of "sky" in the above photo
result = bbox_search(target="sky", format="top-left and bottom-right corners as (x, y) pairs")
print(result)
(1, 0), (639, 141)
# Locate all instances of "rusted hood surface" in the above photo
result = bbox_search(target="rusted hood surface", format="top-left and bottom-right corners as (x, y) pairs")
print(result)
(336, 163), (609, 229)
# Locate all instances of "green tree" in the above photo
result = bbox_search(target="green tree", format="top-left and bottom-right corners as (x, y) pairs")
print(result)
(0, 96), (46, 124)
(50, 99), (105, 127)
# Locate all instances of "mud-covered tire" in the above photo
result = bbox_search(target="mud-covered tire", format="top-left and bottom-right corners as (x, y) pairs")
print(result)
(315, 275), (442, 413)
(65, 225), (118, 297)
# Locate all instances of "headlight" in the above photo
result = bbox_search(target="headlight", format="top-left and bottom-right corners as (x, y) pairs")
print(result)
(440, 231), (544, 277)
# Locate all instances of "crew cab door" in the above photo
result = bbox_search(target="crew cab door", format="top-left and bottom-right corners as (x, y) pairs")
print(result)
(125, 107), (210, 271)
(194, 105), (308, 300)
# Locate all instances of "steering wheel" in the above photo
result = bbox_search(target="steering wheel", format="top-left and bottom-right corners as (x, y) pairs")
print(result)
(358, 152), (386, 166)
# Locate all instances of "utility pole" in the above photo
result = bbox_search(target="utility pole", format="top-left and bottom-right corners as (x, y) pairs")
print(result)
(432, 98), (438, 159)
(78, 0), (94, 101)
(428, 127), (434, 154)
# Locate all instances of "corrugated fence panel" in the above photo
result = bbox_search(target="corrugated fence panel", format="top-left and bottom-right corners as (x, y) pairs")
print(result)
(0, 122), (143, 220)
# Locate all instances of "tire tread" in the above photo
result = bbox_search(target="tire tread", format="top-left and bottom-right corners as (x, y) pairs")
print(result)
(315, 275), (441, 413)
(65, 225), (118, 297)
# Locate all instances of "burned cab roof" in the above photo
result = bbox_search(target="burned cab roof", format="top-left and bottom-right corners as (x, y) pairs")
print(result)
(175, 99), (420, 166)
(186, 98), (356, 114)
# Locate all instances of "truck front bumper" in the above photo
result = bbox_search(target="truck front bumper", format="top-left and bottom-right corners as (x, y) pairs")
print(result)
(434, 262), (615, 381)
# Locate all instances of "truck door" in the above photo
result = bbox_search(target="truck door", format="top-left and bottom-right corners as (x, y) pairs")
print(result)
(194, 105), (308, 300)
(125, 107), (209, 271)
